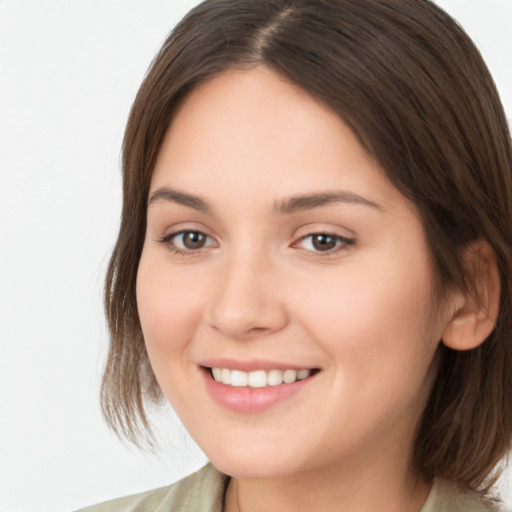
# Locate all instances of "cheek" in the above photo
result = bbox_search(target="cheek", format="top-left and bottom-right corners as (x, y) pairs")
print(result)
(136, 253), (207, 360)
(307, 268), (439, 435)
(292, 251), (440, 379)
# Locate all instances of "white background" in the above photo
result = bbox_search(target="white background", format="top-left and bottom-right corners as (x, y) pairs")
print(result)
(0, 1), (511, 511)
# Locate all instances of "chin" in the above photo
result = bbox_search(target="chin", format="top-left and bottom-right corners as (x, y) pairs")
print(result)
(211, 457), (298, 480)
(201, 439), (313, 480)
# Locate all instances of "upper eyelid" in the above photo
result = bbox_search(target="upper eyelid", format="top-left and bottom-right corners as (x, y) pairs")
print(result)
(294, 233), (355, 248)
(158, 224), (214, 240)
(292, 221), (356, 238)
(299, 233), (354, 241)
(160, 231), (220, 256)
(161, 229), (214, 242)
(156, 226), (356, 252)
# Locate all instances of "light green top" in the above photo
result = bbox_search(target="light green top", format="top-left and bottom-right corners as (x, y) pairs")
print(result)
(76, 463), (496, 512)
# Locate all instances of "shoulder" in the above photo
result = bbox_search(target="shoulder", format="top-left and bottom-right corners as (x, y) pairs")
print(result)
(422, 480), (506, 512)
(75, 463), (229, 512)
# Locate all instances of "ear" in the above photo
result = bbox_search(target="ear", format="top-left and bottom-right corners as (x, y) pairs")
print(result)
(442, 241), (500, 351)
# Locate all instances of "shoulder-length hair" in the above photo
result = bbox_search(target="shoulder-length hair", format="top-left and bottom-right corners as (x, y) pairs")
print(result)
(101, 0), (512, 494)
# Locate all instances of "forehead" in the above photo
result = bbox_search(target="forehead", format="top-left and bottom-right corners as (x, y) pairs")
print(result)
(150, 67), (412, 219)
(154, 67), (380, 183)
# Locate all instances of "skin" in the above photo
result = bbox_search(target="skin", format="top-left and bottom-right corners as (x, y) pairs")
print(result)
(136, 67), (461, 512)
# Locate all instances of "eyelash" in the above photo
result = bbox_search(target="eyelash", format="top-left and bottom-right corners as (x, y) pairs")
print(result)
(158, 230), (355, 257)
(294, 233), (355, 254)
(158, 230), (217, 256)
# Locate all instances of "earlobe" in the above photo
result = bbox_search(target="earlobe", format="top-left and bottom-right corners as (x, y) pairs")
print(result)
(442, 241), (501, 351)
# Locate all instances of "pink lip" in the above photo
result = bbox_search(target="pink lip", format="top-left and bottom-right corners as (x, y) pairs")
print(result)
(199, 365), (318, 414)
(199, 358), (315, 372)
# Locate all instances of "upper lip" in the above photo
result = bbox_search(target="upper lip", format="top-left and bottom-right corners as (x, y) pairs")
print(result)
(199, 358), (318, 372)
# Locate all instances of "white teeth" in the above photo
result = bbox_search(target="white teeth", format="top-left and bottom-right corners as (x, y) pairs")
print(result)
(248, 370), (267, 388)
(282, 369), (297, 383)
(267, 369), (283, 386)
(230, 370), (248, 387)
(212, 367), (222, 382)
(210, 368), (313, 387)
(297, 369), (310, 380)
(221, 368), (231, 385)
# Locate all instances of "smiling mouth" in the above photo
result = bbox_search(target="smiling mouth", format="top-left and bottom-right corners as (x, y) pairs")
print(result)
(207, 367), (319, 388)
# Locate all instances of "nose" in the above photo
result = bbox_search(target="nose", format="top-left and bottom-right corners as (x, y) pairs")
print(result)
(206, 248), (289, 340)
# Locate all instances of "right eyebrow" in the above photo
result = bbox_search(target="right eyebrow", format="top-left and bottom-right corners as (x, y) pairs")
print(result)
(148, 186), (211, 212)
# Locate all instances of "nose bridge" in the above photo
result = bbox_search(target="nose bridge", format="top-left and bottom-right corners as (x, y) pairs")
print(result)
(207, 242), (287, 339)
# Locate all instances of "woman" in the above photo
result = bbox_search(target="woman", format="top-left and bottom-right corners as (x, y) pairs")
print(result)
(80, 0), (512, 510)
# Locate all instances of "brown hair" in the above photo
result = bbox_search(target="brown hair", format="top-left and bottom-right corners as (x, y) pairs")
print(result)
(102, 0), (512, 493)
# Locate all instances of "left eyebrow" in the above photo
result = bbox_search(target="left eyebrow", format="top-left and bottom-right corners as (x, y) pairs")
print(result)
(273, 191), (383, 215)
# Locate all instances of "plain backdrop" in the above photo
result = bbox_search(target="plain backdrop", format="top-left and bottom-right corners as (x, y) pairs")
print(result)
(0, 1), (511, 511)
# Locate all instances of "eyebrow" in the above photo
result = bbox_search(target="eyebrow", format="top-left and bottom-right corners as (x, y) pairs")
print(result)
(273, 191), (382, 214)
(147, 186), (382, 214)
(148, 186), (211, 212)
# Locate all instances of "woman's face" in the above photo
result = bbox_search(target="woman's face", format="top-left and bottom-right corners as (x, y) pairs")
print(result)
(137, 67), (453, 479)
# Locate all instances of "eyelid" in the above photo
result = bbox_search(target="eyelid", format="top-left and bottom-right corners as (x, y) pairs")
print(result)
(155, 224), (355, 257)
(158, 228), (218, 255)
(292, 232), (356, 255)
(155, 221), (216, 244)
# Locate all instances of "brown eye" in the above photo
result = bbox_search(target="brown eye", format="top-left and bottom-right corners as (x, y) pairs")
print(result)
(311, 234), (338, 251)
(181, 231), (207, 249)
(161, 230), (216, 252)
(296, 233), (355, 254)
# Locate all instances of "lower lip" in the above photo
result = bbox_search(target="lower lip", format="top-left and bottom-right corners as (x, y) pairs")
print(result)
(201, 369), (317, 413)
